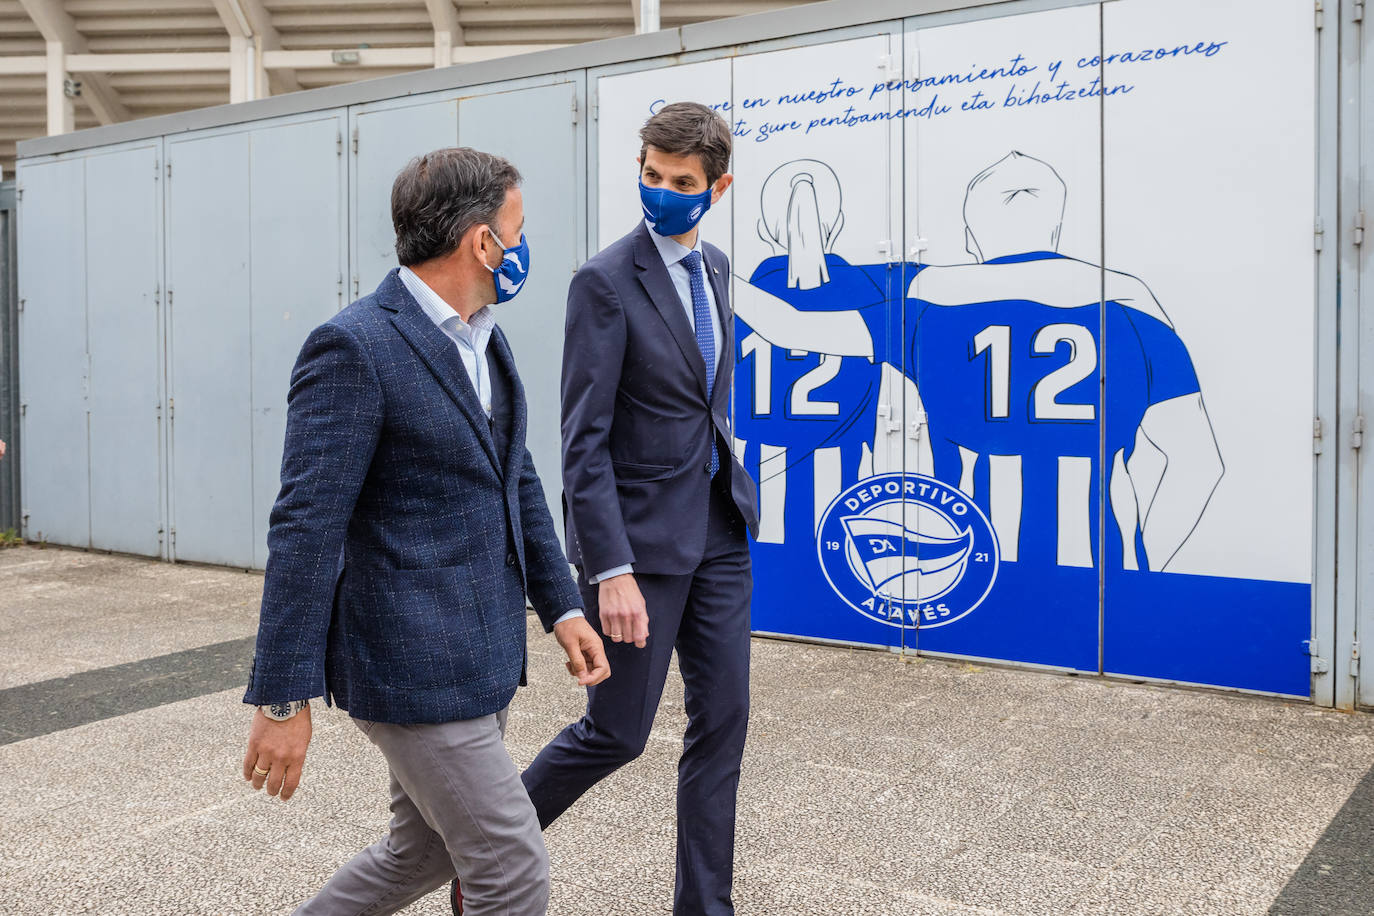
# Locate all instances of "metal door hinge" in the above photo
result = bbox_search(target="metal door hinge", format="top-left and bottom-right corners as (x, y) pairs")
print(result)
(1305, 638), (1329, 674)
(1354, 415), (1366, 450)
(153, 158), (160, 180)
(16, 297), (23, 312)
(1355, 211), (1366, 247)
(169, 527), (177, 549)
(166, 161), (172, 179)
(1352, 641), (1361, 677)
(877, 53), (900, 80)
(1316, 0), (1325, 29)
(877, 239), (895, 263)
(337, 273), (344, 303)
(153, 284), (160, 306)
(168, 398), (175, 419)
(876, 403), (900, 434)
(1315, 218), (1325, 251)
(19, 403), (25, 416)
(352, 274), (360, 298)
(15, 185), (21, 200)
(1314, 416), (1325, 454)
(351, 127), (359, 155)
(336, 131), (343, 156)
(908, 409), (928, 441)
(167, 287), (173, 307)
(1355, 0), (1365, 22)
(571, 95), (580, 125)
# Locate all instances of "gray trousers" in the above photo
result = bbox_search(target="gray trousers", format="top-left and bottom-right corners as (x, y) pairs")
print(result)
(294, 708), (549, 916)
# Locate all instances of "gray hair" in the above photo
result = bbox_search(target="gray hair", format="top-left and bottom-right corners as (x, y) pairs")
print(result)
(390, 147), (522, 266)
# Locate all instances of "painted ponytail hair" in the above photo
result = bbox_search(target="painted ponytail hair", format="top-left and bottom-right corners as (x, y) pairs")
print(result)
(757, 159), (844, 291)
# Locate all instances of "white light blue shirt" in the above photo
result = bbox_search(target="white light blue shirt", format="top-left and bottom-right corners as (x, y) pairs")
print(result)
(400, 266), (584, 625)
(646, 219), (723, 371)
(399, 266), (496, 417)
(590, 224), (725, 586)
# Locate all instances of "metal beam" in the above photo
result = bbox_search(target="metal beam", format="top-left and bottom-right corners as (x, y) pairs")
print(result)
(237, 0), (300, 94)
(0, 57), (46, 76)
(210, 0), (300, 99)
(44, 40), (72, 135)
(80, 75), (130, 124)
(18, 0), (127, 130)
(636, 0), (660, 34)
(209, 0), (254, 102)
(65, 53), (233, 73)
(260, 44), (553, 70)
(424, 0), (465, 68)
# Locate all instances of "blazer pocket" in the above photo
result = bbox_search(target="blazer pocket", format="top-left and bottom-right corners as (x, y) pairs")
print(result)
(611, 459), (676, 484)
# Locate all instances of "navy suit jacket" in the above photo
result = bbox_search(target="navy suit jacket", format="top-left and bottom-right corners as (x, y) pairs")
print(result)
(244, 269), (582, 725)
(562, 222), (760, 577)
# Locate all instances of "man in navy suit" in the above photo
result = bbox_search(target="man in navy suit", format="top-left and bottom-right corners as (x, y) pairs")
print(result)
(521, 102), (761, 915)
(240, 147), (609, 916)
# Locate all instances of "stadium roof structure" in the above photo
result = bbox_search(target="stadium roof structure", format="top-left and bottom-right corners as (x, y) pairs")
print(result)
(0, 0), (807, 177)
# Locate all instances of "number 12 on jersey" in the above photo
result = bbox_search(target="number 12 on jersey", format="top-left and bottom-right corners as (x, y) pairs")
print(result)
(971, 323), (1097, 422)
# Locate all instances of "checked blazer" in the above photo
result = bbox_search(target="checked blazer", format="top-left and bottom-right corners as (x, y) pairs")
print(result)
(244, 269), (582, 725)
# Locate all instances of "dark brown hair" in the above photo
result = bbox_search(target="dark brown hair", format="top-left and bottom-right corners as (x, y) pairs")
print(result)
(390, 147), (521, 266)
(638, 102), (732, 185)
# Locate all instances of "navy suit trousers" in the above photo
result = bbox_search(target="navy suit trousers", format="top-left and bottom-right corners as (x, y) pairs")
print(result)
(522, 482), (752, 916)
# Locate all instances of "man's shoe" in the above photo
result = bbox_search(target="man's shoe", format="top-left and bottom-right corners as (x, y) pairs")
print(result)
(450, 877), (463, 914)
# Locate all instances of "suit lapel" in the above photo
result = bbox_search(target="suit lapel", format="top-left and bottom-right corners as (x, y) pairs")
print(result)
(633, 224), (710, 399)
(488, 328), (526, 483)
(380, 272), (502, 476)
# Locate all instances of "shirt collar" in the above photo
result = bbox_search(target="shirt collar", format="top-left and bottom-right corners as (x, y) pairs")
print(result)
(644, 218), (704, 270)
(398, 266), (495, 335)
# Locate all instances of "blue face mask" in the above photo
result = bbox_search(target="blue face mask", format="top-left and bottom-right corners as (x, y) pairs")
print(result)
(484, 227), (529, 304)
(639, 181), (713, 237)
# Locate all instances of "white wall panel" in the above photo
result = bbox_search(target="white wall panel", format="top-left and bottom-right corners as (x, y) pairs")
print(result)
(248, 114), (348, 569)
(86, 144), (164, 557)
(166, 131), (254, 567)
(17, 158), (89, 548)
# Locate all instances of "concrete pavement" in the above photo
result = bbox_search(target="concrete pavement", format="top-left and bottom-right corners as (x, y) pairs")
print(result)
(1, 545), (1371, 915)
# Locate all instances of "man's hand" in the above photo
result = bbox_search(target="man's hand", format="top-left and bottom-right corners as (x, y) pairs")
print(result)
(554, 616), (611, 686)
(242, 705), (312, 801)
(598, 573), (649, 648)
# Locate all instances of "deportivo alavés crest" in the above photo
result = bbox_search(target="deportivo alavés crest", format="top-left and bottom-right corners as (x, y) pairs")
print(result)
(816, 473), (1000, 629)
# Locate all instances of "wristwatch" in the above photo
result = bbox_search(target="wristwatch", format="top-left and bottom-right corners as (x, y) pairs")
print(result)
(259, 699), (309, 721)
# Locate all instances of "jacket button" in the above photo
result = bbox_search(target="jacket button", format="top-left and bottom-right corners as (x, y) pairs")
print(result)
(506, 552), (517, 567)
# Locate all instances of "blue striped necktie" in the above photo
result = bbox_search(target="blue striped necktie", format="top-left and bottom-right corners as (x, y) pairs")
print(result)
(682, 250), (719, 477)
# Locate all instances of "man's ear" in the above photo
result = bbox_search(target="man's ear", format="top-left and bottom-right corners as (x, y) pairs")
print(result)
(710, 173), (734, 206)
(467, 222), (493, 265)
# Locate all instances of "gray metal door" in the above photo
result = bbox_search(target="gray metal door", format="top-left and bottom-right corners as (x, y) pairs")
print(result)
(459, 81), (581, 532)
(249, 114), (348, 568)
(16, 158), (89, 547)
(166, 132), (255, 567)
(1356, 7), (1374, 709)
(85, 145), (164, 557)
(0, 182), (18, 534)
(350, 98), (459, 297)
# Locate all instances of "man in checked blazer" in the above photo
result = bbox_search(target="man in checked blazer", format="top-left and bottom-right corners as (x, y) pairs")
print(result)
(518, 103), (761, 915)
(240, 148), (609, 916)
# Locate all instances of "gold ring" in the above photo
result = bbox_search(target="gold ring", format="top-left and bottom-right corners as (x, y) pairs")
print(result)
(611, 633), (623, 639)
(254, 766), (270, 777)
